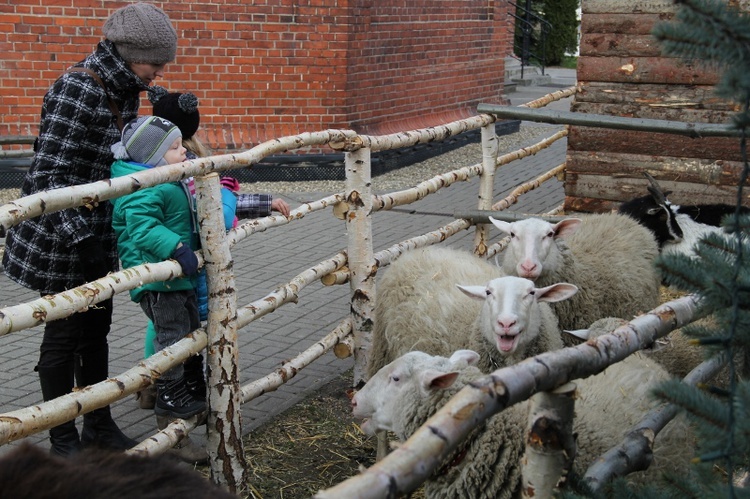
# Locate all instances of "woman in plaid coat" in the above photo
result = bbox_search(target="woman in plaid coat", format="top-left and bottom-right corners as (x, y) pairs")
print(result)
(2, 3), (178, 457)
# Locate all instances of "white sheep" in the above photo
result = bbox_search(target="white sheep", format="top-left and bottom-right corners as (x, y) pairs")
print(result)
(490, 213), (661, 332)
(367, 246), (578, 377)
(353, 349), (694, 498)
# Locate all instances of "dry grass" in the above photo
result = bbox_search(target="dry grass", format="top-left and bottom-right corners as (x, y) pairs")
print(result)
(227, 370), (379, 499)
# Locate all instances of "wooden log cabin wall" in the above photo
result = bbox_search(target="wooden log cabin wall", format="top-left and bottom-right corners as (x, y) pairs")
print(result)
(564, 0), (748, 213)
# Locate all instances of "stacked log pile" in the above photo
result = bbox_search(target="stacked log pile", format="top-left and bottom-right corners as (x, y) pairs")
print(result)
(564, 0), (747, 212)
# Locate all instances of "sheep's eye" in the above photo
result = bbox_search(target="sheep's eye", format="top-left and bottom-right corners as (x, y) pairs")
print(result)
(529, 290), (536, 296)
(546, 231), (554, 238)
(391, 376), (400, 382)
(485, 288), (491, 296)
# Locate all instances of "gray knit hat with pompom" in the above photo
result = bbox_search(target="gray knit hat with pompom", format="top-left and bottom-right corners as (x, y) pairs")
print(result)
(102, 3), (177, 65)
(111, 116), (182, 168)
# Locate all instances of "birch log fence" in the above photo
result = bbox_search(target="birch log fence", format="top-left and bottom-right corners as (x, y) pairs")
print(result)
(0, 85), (727, 495)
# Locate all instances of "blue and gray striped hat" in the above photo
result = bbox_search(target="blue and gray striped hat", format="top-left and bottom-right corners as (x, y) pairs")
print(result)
(112, 115), (181, 167)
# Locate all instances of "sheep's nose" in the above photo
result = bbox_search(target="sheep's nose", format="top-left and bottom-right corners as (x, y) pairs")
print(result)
(520, 261), (537, 273)
(498, 318), (516, 331)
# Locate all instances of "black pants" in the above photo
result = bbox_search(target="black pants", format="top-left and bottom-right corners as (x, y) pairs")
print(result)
(37, 297), (113, 371)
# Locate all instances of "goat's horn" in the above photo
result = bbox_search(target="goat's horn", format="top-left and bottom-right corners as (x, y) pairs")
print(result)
(644, 172), (668, 204)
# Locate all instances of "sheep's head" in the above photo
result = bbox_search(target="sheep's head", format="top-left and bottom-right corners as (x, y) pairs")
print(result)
(490, 217), (581, 280)
(351, 350), (480, 437)
(457, 276), (577, 355)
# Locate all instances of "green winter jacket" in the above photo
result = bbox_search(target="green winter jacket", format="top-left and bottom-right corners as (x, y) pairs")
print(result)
(111, 159), (198, 303)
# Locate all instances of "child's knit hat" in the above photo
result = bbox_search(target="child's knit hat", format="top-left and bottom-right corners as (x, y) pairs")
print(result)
(149, 86), (201, 140)
(102, 3), (177, 65)
(111, 116), (182, 167)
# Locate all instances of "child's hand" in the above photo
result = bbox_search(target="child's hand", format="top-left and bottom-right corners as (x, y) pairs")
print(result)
(271, 198), (291, 217)
(172, 244), (199, 277)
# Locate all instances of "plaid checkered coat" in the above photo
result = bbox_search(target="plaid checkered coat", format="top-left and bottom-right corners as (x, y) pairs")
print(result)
(3, 40), (147, 294)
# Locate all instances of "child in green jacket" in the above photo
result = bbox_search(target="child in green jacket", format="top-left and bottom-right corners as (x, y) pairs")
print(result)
(110, 115), (205, 421)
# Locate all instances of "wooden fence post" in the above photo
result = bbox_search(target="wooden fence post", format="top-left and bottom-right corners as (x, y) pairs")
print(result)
(521, 382), (577, 497)
(474, 122), (498, 256)
(194, 173), (248, 493)
(344, 147), (375, 388)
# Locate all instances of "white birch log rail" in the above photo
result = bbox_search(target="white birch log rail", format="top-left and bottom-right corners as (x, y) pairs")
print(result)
(583, 351), (729, 490)
(227, 193), (345, 247)
(0, 129), (358, 235)
(0, 258), (201, 336)
(0, 329), (208, 445)
(520, 86), (577, 109)
(128, 416), (201, 458)
(240, 319), (353, 403)
(476, 103), (743, 137)
(314, 295), (701, 498)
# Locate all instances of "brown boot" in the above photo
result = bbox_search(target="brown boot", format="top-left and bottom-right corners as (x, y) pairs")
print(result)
(135, 384), (156, 410)
(156, 414), (208, 465)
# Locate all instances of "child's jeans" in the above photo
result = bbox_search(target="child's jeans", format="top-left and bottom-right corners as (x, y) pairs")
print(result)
(139, 289), (200, 381)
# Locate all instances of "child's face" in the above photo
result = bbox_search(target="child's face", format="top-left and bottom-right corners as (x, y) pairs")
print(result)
(163, 136), (187, 165)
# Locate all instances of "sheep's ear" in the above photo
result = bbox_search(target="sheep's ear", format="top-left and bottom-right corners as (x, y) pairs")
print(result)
(456, 284), (487, 300)
(489, 216), (511, 234)
(449, 349), (480, 367)
(553, 218), (582, 239)
(420, 370), (459, 392)
(564, 328), (590, 341)
(535, 283), (578, 303)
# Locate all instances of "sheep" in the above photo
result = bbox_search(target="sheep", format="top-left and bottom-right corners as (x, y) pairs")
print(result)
(352, 348), (694, 498)
(367, 245), (578, 377)
(490, 212), (661, 332)
(0, 442), (236, 499)
(617, 172), (750, 257)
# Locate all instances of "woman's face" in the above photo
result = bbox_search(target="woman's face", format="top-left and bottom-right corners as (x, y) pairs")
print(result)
(163, 136), (187, 165)
(129, 62), (168, 85)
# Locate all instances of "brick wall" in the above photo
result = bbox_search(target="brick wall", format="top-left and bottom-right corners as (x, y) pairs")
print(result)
(0, 0), (510, 154)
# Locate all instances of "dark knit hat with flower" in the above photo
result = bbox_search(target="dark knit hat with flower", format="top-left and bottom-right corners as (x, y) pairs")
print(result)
(149, 85), (200, 140)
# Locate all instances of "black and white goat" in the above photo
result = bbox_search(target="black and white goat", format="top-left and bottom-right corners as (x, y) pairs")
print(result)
(617, 172), (749, 257)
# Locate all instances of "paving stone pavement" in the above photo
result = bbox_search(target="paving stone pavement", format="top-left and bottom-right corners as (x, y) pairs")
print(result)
(0, 68), (576, 456)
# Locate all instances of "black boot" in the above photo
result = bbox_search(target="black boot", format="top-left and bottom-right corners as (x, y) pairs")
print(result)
(155, 377), (207, 419)
(184, 354), (206, 402)
(37, 364), (82, 457)
(75, 349), (138, 451)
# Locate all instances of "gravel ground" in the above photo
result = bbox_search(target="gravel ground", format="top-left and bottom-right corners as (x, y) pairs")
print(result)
(0, 124), (552, 205)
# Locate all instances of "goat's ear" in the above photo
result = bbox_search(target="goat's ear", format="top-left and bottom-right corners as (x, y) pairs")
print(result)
(553, 218), (582, 238)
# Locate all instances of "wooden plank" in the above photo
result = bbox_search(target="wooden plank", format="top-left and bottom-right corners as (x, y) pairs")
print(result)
(565, 150), (747, 186)
(578, 56), (720, 85)
(563, 173), (749, 206)
(581, 13), (673, 35)
(582, 0), (678, 15)
(564, 196), (621, 213)
(583, 0), (750, 14)
(575, 82), (736, 112)
(580, 33), (663, 58)
(571, 101), (735, 123)
(568, 126), (743, 161)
